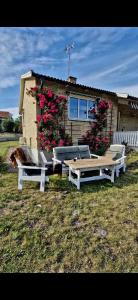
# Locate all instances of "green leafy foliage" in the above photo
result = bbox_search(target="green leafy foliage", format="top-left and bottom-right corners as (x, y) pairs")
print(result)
(1, 118), (15, 133)
(80, 99), (113, 155)
(27, 82), (72, 152)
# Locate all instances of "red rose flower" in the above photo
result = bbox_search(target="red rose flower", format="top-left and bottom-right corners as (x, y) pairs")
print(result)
(47, 90), (53, 98)
(108, 101), (112, 109)
(31, 87), (38, 91)
(51, 140), (56, 146)
(36, 115), (42, 122)
(102, 137), (109, 143)
(51, 104), (56, 110)
(59, 139), (64, 147)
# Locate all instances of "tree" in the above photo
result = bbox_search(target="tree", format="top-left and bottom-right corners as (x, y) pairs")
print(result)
(14, 117), (22, 133)
(2, 118), (14, 132)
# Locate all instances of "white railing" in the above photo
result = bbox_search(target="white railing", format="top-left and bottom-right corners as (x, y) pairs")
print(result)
(113, 131), (138, 147)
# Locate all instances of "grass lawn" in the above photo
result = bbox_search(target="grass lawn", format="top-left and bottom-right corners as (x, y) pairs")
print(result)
(0, 141), (19, 159)
(0, 145), (138, 272)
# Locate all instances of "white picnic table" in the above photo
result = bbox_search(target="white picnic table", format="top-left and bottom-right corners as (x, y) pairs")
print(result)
(64, 157), (120, 190)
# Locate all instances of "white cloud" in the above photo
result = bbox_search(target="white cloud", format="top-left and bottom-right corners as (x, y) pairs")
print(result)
(0, 77), (18, 88)
(0, 27), (64, 89)
(114, 84), (138, 97)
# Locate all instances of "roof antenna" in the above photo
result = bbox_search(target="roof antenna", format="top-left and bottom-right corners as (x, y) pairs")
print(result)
(64, 42), (75, 77)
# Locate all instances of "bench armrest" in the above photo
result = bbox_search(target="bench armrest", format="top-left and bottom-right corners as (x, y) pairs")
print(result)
(18, 165), (48, 170)
(90, 153), (100, 158)
(115, 156), (127, 163)
(43, 161), (53, 166)
(52, 158), (62, 164)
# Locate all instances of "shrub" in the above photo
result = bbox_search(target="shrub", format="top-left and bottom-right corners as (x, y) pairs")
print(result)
(1, 118), (14, 132)
(27, 81), (72, 152)
(80, 99), (113, 155)
(14, 117), (22, 133)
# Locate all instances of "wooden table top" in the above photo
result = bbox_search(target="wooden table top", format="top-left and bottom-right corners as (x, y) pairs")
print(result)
(64, 157), (119, 170)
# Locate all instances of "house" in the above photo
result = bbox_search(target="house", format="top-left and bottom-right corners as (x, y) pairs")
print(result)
(0, 111), (12, 124)
(19, 70), (138, 162)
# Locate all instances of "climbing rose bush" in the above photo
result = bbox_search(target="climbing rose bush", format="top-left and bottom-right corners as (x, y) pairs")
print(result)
(80, 99), (113, 155)
(27, 81), (72, 152)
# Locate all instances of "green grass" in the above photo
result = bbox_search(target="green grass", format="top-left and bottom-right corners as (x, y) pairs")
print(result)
(0, 148), (138, 272)
(0, 141), (19, 159)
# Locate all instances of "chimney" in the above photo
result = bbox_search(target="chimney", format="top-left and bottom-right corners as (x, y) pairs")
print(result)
(67, 76), (77, 84)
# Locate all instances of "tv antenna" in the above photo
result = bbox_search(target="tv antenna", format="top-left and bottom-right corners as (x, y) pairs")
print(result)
(64, 42), (75, 77)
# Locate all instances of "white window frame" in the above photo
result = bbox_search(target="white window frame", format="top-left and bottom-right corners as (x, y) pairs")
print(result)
(68, 96), (98, 122)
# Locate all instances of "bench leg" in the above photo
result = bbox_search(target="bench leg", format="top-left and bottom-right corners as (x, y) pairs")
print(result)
(116, 168), (119, 177)
(69, 168), (71, 182)
(40, 169), (45, 192)
(18, 169), (23, 190)
(123, 163), (126, 173)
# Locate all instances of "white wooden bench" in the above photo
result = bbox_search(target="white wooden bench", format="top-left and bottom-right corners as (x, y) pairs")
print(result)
(14, 148), (51, 192)
(16, 157), (49, 192)
(52, 145), (97, 175)
(92, 144), (127, 177)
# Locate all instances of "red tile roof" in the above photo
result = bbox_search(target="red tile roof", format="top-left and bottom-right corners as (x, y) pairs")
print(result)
(0, 111), (11, 118)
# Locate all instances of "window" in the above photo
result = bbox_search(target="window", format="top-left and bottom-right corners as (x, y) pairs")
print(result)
(69, 97), (78, 119)
(79, 99), (87, 119)
(88, 100), (96, 120)
(69, 97), (96, 121)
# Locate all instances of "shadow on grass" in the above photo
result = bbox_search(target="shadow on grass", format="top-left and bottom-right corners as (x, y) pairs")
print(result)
(1, 161), (138, 195)
(47, 169), (138, 194)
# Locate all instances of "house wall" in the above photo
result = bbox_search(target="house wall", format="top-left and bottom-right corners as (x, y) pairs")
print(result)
(22, 77), (39, 163)
(64, 93), (118, 145)
(20, 77), (138, 164)
(35, 79), (118, 145)
(118, 103), (138, 131)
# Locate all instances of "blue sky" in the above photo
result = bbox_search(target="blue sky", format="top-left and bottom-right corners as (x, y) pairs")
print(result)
(1, 27), (138, 118)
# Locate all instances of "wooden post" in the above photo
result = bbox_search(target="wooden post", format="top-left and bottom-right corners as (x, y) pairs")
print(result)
(71, 122), (73, 144)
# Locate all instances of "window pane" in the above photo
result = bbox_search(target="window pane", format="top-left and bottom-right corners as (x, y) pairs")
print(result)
(88, 100), (96, 119)
(69, 98), (78, 119)
(79, 99), (87, 119)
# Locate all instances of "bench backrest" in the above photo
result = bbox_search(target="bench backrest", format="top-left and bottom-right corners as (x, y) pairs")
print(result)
(53, 145), (90, 162)
(106, 144), (125, 159)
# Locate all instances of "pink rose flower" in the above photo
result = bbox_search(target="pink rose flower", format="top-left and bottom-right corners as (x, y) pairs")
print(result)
(59, 139), (64, 147)
(36, 115), (42, 122)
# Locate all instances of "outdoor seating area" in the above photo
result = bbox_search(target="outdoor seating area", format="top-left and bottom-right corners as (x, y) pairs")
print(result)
(9, 144), (127, 191)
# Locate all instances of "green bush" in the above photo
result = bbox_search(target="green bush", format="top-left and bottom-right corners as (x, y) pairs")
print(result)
(0, 155), (3, 164)
(1, 118), (14, 133)
(14, 117), (22, 133)
(0, 122), (3, 132)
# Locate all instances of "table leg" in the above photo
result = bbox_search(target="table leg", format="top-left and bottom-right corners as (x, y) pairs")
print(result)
(111, 167), (115, 183)
(76, 170), (80, 190)
(100, 168), (103, 176)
